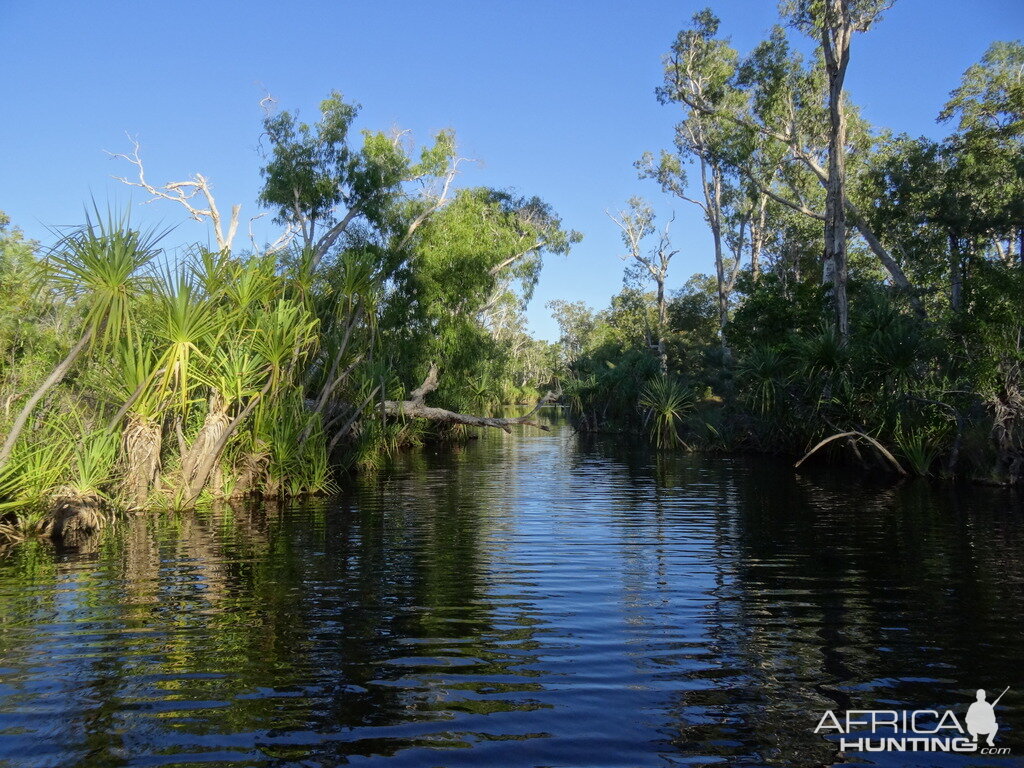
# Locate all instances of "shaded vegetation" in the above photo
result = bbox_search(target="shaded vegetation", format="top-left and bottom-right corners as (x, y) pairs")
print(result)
(556, 12), (1024, 486)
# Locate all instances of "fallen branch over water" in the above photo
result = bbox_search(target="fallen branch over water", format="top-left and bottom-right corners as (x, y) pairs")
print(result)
(794, 431), (907, 475)
(383, 364), (555, 433)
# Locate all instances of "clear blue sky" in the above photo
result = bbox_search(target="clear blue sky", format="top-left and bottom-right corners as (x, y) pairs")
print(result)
(1, 1), (1020, 340)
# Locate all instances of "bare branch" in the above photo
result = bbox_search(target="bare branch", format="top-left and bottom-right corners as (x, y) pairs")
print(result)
(107, 134), (241, 251)
(248, 212), (297, 255)
(489, 239), (546, 276)
(794, 430), (907, 475)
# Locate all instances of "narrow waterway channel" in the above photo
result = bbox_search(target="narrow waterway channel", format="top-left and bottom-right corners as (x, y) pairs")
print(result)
(1, 410), (1022, 767)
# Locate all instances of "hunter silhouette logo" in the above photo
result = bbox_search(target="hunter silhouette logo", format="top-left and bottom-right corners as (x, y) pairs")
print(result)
(814, 686), (1012, 755)
(966, 686), (1008, 747)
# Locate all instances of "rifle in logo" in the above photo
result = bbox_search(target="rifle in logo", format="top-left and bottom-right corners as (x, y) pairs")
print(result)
(814, 685), (1012, 755)
(966, 686), (1009, 747)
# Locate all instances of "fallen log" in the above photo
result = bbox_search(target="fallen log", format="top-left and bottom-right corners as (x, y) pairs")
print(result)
(794, 430), (907, 475)
(382, 364), (555, 433)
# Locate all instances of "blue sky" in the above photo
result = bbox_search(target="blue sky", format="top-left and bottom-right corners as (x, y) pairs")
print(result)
(1, 1), (1021, 340)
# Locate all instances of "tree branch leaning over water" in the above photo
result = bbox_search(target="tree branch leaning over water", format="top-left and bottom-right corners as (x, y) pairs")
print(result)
(383, 364), (556, 433)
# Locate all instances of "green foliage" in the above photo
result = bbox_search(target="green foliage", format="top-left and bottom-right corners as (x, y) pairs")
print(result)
(0, 427), (73, 539)
(47, 208), (165, 351)
(0, 83), (579, 542)
(0, 213), (49, 364)
(259, 91), (459, 259)
(939, 41), (1024, 136)
(257, 394), (334, 496)
(639, 377), (695, 449)
(729, 273), (826, 351)
(893, 419), (944, 477)
(737, 344), (791, 417)
(381, 185), (576, 413)
(70, 429), (119, 498)
(545, 12), (1023, 484)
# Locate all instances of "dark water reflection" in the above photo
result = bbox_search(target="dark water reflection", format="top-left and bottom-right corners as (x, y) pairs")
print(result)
(1, 410), (1023, 767)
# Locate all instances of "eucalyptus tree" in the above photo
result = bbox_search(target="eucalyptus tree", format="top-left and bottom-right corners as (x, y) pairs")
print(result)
(784, 0), (894, 342)
(650, 12), (807, 351)
(259, 91), (460, 271)
(380, 186), (579, 408)
(547, 299), (596, 365)
(939, 40), (1024, 266)
(863, 41), (1023, 315)
(940, 40), (1024, 139)
(659, 8), (923, 323)
(648, 9), (739, 351)
(866, 134), (997, 313)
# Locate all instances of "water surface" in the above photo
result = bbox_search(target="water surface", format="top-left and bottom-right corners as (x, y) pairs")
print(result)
(1, 412), (1022, 767)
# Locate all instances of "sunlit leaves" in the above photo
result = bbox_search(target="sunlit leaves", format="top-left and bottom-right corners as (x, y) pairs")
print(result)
(151, 271), (222, 411)
(939, 40), (1024, 136)
(46, 209), (165, 351)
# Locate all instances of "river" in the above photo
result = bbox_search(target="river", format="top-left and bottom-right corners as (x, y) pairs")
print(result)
(0, 410), (1022, 767)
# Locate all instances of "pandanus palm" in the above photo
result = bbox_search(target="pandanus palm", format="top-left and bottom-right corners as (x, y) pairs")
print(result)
(151, 270), (222, 413)
(305, 250), (381, 439)
(111, 343), (166, 507)
(0, 435), (73, 540)
(639, 376), (695, 450)
(0, 212), (164, 470)
(178, 343), (269, 503)
(219, 252), (279, 313)
(176, 297), (317, 505)
(253, 298), (320, 389)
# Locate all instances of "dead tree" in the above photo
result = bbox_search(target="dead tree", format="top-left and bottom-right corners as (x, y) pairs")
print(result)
(383, 364), (555, 433)
(609, 198), (677, 376)
(107, 135), (241, 252)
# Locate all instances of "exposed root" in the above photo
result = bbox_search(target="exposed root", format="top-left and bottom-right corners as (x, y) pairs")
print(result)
(231, 449), (270, 498)
(0, 512), (53, 542)
(990, 347), (1024, 483)
(51, 491), (107, 543)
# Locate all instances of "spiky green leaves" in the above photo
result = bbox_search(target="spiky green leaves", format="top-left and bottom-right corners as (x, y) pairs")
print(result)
(46, 210), (164, 352)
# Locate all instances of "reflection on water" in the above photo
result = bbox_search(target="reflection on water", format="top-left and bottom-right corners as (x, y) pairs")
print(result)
(0, 409), (1022, 767)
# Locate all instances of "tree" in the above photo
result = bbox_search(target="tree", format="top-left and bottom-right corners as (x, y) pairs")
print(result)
(0, 212), (164, 470)
(608, 198), (677, 375)
(659, 9), (923, 322)
(0, 213), (45, 367)
(785, 0), (894, 343)
(258, 91), (460, 271)
(864, 42), (1024, 314)
(108, 136), (242, 252)
(940, 40), (1024, 139)
(547, 299), (596, 364)
(380, 186), (578, 408)
(649, 9), (743, 354)
(939, 40), (1024, 267)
